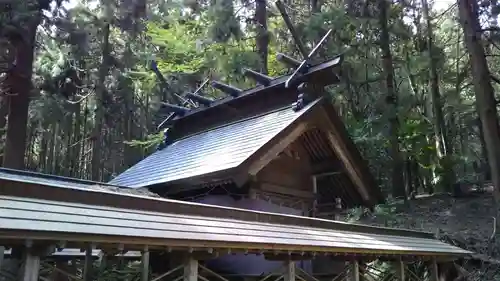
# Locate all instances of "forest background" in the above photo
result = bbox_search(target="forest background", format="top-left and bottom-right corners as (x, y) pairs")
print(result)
(3, 0), (500, 278)
(1, 0), (498, 198)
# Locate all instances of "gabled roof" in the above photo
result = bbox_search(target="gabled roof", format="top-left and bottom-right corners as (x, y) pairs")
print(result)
(110, 99), (321, 188)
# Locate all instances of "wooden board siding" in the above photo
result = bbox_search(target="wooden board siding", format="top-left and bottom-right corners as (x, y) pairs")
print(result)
(256, 153), (313, 192)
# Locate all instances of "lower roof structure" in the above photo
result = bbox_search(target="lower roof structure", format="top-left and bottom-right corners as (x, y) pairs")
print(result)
(0, 168), (470, 260)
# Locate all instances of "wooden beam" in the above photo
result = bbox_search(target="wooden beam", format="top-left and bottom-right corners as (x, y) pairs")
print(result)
(177, 250), (219, 260)
(311, 159), (343, 175)
(258, 183), (314, 199)
(283, 260), (296, 281)
(183, 256), (198, 281)
(141, 246), (150, 281)
(264, 253), (311, 261)
(248, 123), (308, 176)
(317, 109), (372, 202)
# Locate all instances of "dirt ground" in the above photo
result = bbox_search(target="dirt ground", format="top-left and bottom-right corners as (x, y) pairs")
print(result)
(352, 193), (499, 255)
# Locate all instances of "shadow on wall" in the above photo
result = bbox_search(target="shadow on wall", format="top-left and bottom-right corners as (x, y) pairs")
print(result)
(194, 195), (313, 275)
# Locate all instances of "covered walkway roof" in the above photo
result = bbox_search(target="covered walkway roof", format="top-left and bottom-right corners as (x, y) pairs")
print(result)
(0, 168), (470, 259)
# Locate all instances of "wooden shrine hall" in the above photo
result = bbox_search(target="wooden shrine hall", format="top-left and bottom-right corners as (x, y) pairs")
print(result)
(0, 168), (469, 281)
(0, 19), (471, 281)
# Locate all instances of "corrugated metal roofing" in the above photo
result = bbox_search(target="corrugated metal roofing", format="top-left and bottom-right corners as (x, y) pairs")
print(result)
(110, 99), (321, 188)
(0, 195), (470, 256)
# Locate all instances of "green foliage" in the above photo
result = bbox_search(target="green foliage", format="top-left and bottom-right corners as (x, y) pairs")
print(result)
(125, 132), (164, 150)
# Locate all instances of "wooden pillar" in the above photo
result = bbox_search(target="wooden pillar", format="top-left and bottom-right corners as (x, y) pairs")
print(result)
(283, 260), (296, 281)
(430, 258), (439, 281)
(183, 256), (198, 281)
(83, 245), (93, 281)
(351, 260), (360, 281)
(395, 260), (405, 281)
(21, 249), (40, 281)
(141, 246), (150, 281)
(0, 246), (4, 269)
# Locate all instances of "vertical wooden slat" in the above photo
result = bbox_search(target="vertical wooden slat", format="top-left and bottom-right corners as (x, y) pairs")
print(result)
(183, 256), (198, 281)
(430, 258), (439, 281)
(141, 246), (150, 281)
(283, 260), (296, 281)
(352, 260), (360, 281)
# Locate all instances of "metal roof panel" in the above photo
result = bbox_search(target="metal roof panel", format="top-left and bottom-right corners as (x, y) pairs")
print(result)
(109, 100), (321, 188)
(0, 196), (470, 256)
(0, 169), (95, 190)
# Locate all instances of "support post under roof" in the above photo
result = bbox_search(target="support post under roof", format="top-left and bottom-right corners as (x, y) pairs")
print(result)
(284, 260), (296, 281)
(351, 260), (360, 281)
(21, 248), (40, 281)
(395, 260), (405, 280)
(184, 256), (198, 281)
(141, 246), (150, 281)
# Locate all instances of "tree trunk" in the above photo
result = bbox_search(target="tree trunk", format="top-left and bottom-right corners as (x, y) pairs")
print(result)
(459, 0), (500, 227)
(255, 0), (268, 74)
(91, 12), (111, 181)
(422, 0), (454, 191)
(0, 97), (8, 166)
(378, 0), (405, 198)
(2, 15), (39, 169)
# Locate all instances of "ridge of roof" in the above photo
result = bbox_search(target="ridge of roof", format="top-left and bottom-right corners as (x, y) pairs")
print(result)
(171, 101), (304, 144)
(163, 55), (343, 126)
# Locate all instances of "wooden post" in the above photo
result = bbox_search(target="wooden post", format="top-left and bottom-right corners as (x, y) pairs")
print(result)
(283, 260), (295, 281)
(311, 176), (318, 217)
(83, 245), (93, 281)
(141, 246), (150, 281)
(395, 260), (405, 280)
(351, 260), (359, 281)
(183, 256), (198, 281)
(0, 246), (4, 269)
(430, 258), (439, 281)
(334, 198), (342, 220)
(21, 249), (40, 281)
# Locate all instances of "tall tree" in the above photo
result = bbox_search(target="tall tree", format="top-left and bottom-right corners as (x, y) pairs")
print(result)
(255, 0), (268, 74)
(458, 0), (500, 218)
(91, 1), (112, 181)
(2, 0), (42, 169)
(422, 0), (453, 191)
(378, 0), (405, 198)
